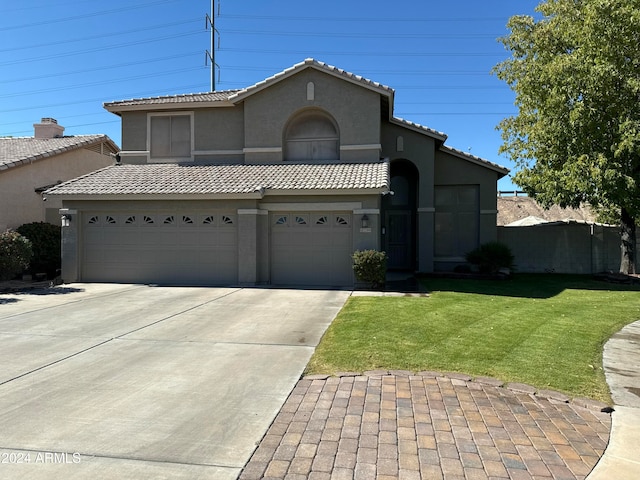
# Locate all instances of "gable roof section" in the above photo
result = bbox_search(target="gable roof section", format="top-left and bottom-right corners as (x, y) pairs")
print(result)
(228, 58), (394, 103)
(102, 59), (505, 169)
(103, 58), (449, 145)
(45, 161), (390, 199)
(439, 145), (509, 178)
(0, 135), (119, 172)
(103, 59), (395, 115)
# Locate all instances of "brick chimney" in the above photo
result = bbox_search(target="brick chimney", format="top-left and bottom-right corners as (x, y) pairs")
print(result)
(34, 118), (65, 139)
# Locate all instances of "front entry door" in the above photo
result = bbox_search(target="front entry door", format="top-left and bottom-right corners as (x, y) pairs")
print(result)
(385, 210), (412, 270)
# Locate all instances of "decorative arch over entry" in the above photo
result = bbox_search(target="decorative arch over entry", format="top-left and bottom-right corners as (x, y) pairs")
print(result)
(284, 109), (339, 161)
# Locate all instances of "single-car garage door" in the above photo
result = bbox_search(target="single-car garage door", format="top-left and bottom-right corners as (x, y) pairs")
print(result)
(82, 211), (237, 285)
(271, 212), (353, 286)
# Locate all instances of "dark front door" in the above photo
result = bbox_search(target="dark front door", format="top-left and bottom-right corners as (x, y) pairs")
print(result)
(385, 210), (412, 270)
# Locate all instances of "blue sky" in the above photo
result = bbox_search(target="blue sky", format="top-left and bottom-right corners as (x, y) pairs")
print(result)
(1, 0), (540, 190)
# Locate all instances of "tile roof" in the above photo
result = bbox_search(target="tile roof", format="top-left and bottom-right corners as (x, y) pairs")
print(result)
(0, 135), (119, 171)
(45, 161), (390, 197)
(103, 90), (241, 109)
(390, 117), (447, 142)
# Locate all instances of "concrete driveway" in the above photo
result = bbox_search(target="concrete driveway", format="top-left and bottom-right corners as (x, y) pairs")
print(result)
(0, 284), (350, 479)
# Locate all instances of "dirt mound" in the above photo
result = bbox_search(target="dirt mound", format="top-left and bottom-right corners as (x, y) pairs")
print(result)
(497, 196), (597, 226)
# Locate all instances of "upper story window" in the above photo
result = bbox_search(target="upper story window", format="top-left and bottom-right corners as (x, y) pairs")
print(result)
(284, 110), (339, 161)
(148, 113), (192, 162)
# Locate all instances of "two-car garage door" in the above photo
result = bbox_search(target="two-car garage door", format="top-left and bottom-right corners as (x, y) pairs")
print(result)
(82, 211), (238, 285)
(81, 210), (354, 286)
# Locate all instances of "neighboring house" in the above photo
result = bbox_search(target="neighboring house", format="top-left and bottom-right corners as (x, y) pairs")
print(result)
(46, 59), (508, 287)
(0, 118), (119, 231)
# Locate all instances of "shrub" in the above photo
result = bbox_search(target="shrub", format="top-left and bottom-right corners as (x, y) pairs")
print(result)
(352, 249), (387, 289)
(0, 230), (33, 281)
(465, 242), (515, 274)
(16, 222), (61, 278)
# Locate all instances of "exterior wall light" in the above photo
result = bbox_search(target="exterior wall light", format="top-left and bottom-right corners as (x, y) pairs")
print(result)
(361, 214), (370, 229)
(61, 214), (71, 227)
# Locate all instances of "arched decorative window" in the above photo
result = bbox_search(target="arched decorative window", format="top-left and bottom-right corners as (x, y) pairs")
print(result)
(284, 110), (339, 161)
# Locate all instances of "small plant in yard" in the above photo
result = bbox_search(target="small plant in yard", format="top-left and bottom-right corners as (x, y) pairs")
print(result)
(465, 241), (515, 274)
(0, 230), (33, 281)
(352, 249), (387, 289)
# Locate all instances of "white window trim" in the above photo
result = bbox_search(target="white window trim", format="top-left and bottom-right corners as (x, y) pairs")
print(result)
(339, 144), (382, 152)
(243, 147), (282, 154)
(147, 111), (195, 163)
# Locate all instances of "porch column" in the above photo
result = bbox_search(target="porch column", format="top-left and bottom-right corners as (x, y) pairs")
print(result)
(237, 209), (268, 285)
(59, 208), (79, 282)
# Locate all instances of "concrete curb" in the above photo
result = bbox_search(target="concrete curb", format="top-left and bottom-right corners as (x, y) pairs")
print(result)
(305, 370), (612, 414)
(585, 320), (640, 480)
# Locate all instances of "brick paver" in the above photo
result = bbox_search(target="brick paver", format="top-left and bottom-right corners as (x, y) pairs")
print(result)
(239, 372), (611, 480)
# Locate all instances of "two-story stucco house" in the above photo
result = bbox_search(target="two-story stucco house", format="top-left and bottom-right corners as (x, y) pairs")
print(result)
(46, 59), (508, 287)
(0, 118), (118, 232)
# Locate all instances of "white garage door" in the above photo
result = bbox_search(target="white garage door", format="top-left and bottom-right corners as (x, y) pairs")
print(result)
(271, 212), (353, 286)
(82, 212), (238, 285)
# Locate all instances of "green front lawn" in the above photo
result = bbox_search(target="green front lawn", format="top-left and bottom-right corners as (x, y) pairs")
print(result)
(306, 274), (640, 402)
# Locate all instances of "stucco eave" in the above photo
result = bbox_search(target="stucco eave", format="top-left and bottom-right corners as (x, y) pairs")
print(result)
(263, 188), (388, 197)
(104, 101), (236, 114)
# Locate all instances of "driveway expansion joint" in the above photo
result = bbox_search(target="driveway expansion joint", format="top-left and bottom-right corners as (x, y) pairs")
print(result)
(0, 338), (114, 387)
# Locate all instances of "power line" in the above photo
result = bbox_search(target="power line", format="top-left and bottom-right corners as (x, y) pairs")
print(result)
(218, 48), (500, 57)
(0, 83), (209, 114)
(0, 19), (198, 53)
(0, 0), (183, 31)
(0, 31), (204, 67)
(220, 14), (506, 23)
(0, 52), (198, 84)
(220, 29), (502, 39)
(0, 67), (204, 98)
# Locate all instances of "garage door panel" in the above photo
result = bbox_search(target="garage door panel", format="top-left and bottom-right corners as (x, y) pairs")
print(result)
(150, 231), (181, 245)
(82, 212), (238, 285)
(271, 211), (353, 287)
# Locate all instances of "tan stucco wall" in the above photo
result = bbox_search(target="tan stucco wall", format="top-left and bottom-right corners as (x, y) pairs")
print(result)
(0, 149), (114, 231)
(381, 122), (436, 208)
(435, 151), (498, 209)
(243, 69), (381, 162)
(194, 107), (245, 156)
(117, 69), (382, 166)
(121, 112), (148, 152)
(435, 150), (500, 245)
(381, 121), (439, 272)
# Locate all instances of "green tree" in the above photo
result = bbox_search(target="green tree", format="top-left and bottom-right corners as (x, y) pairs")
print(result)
(494, 0), (640, 273)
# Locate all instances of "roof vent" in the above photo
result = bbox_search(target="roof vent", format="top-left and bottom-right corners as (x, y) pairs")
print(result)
(34, 117), (65, 139)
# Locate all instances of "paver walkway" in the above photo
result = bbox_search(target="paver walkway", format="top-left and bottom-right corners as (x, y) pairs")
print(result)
(240, 371), (611, 480)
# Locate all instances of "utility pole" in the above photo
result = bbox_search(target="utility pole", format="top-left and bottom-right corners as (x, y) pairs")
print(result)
(205, 0), (220, 91)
